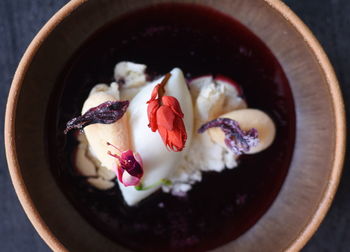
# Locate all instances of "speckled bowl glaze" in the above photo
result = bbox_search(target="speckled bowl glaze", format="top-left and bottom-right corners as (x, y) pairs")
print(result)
(5, 0), (346, 251)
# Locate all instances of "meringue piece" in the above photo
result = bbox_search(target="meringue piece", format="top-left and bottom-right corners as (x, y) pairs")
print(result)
(87, 177), (115, 190)
(74, 132), (116, 182)
(97, 167), (116, 180)
(82, 83), (130, 171)
(190, 76), (246, 124)
(74, 142), (97, 177)
(189, 75), (214, 98)
(122, 68), (193, 206)
(113, 61), (147, 100)
(76, 131), (88, 144)
(195, 82), (225, 122)
(214, 77), (246, 115)
(114, 61), (147, 88)
(208, 109), (276, 154)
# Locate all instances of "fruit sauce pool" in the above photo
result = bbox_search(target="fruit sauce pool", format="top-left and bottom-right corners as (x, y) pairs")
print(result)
(47, 3), (295, 252)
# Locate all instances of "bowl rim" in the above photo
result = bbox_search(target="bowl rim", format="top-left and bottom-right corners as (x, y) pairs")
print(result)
(4, 0), (346, 251)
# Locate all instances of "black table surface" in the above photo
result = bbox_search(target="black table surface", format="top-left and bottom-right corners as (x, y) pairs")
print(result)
(0, 1), (349, 251)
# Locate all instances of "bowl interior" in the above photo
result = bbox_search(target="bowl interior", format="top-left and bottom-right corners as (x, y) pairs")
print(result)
(6, 0), (344, 251)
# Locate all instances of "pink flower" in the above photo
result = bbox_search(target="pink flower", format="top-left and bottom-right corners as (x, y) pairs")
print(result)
(107, 142), (143, 187)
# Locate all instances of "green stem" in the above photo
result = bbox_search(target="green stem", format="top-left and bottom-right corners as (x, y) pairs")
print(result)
(134, 179), (172, 191)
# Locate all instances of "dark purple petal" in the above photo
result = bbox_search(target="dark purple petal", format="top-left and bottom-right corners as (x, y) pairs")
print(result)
(64, 100), (129, 134)
(198, 118), (259, 155)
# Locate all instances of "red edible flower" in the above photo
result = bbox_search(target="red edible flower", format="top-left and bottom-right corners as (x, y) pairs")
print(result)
(146, 73), (187, 152)
(107, 142), (143, 187)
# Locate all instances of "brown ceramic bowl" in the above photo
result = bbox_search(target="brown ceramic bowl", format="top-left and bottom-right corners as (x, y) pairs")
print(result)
(5, 0), (346, 251)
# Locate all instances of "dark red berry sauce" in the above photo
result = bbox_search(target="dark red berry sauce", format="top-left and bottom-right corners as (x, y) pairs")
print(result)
(47, 3), (295, 251)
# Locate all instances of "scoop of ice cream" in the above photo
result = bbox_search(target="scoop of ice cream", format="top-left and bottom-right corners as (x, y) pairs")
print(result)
(121, 68), (194, 206)
(82, 83), (130, 170)
(208, 109), (276, 154)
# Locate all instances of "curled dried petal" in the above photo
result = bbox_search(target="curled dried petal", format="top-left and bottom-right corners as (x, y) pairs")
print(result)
(198, 118), (259, 155)
(64, 100), (129, 134)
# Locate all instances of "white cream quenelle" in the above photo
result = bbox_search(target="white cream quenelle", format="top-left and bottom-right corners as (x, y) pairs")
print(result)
(123, 68), (194, 206)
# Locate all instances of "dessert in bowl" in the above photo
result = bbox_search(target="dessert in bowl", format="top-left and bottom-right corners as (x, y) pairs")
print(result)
(5, 0), (345, 251)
